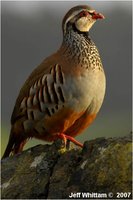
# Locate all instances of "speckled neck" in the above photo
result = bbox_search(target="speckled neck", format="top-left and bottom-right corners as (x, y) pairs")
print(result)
(61, 25), (103, 70)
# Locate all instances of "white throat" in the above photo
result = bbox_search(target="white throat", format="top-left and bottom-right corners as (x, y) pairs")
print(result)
(75, 17), (95, 32)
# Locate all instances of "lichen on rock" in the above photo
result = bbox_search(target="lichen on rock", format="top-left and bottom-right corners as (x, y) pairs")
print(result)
(1, 134), (132, 199)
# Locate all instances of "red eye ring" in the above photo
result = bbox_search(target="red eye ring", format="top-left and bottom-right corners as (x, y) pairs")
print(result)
(79, 11), (89, 18)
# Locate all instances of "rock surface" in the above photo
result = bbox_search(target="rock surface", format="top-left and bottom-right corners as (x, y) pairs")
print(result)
(1, 134), (132, 199)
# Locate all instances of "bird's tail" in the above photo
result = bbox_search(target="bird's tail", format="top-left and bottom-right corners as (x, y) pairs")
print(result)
(2, 128), (27, 159)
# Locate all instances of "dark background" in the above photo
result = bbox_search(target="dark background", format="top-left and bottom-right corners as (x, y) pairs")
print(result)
(1, 1), (132, 155)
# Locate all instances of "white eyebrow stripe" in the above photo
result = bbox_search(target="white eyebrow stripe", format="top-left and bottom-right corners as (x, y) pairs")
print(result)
(64, 10), (82, 33)
(89, 10), (95, 13)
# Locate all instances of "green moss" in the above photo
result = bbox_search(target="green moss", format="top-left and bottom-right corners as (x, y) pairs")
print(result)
(58, 147), (67, 154)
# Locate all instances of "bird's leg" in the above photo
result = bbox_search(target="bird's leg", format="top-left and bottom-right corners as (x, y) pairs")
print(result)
(58, 133), (83, 148)
(65, 134), (83, 148)
(57, 133), (67, 146)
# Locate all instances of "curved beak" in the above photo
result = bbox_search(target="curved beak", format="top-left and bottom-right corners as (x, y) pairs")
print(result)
(92, 12), (105, 20)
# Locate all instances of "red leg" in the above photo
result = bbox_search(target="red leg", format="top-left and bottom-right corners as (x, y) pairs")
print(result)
(58, 133), (83, 148)
(58, 133), (67, 146)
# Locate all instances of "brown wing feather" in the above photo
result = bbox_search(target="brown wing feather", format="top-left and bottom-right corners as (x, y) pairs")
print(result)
(11, 47), (71, 125)
(11, 52), (59, 124)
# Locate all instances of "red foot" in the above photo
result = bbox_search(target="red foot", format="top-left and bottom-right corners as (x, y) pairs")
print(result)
(58, 133), (83, 148)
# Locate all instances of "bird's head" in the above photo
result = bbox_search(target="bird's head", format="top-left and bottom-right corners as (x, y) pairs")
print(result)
(62, 5), (105, 34)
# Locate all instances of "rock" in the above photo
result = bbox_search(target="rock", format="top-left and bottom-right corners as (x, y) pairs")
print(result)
(1, 134), (132, 199)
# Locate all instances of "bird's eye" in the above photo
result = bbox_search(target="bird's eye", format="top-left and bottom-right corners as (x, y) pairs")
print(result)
(79, 11), (89, 18)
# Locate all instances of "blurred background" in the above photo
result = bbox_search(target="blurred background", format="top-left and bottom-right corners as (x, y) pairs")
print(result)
(1, 1), (132, 156)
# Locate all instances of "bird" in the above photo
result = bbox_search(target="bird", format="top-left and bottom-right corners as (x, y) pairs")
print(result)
(2, 5), (106, 158)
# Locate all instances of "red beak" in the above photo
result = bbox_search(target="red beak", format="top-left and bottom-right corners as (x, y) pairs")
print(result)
(92, 12), (105, 20)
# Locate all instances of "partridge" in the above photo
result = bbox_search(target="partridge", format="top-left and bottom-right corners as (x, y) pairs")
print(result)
(3, 5), (106, 158)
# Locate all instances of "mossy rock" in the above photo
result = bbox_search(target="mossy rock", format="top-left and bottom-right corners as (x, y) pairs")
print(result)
(1, 134), (132, 199)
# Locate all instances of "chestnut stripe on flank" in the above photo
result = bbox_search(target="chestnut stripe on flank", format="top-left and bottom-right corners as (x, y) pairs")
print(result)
(37, 78), (41, 87)
(42, 74), (46, 84)
(29, 86), (34, 95)
(39, 86), (45, 103)
(20, 97), (27, 109)
(27, 96), (33, 108)
(50, 82), (59, 104)
(35, 88), (40, 102)
(58, 65), (64, 84)
(33, 94), (38, 106)
(35, 89), (42, 112)
(44, 77), (52, 103)
(33, 81), (37, 89)
(51, 65), (57, 83)
(57, 86), (65, 103)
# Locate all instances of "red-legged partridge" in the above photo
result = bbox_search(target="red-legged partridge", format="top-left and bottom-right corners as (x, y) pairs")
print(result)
(3, 5), (106, 158)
